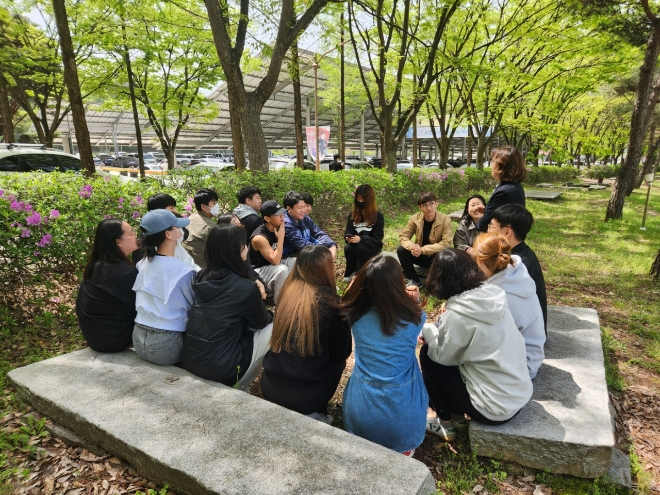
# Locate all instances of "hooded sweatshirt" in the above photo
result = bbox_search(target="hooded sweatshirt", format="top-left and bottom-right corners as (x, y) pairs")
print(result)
(487, 255), (545, 379)
(232, 204), (263, 238)
(422, 284), (533, 421)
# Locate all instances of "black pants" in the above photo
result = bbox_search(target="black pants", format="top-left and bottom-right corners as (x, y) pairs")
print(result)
(344, 242), (381, 276)
(261, 361), (346, 415)
(396, 245), (434, 282)
(419, 345), (511, 425)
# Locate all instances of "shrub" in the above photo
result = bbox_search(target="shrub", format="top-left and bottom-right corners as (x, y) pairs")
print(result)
(0, 168), (495, 286)
(583, 165), (621, 180)
(525, 165), (581, 184)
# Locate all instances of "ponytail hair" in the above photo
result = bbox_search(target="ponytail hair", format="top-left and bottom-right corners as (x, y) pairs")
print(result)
(472, 232), (514, 275)
(138, 228), (169, 261)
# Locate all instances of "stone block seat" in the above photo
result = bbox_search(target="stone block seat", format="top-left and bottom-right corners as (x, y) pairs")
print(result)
(470, 306), (615, 478)
(8, 349), (435, 495)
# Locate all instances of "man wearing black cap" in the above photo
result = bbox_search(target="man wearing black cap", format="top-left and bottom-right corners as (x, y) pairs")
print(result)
(329, 154), (343, 172)
(249, 200), (290, 302)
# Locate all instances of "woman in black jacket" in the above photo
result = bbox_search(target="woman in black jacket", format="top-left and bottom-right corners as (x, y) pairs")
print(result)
(343, 184), (384, 283)
(76, 219), (138, 352)
(261, 245), (351, 423)
(182, 224), (273, 389)
(476, 147), (527, 232)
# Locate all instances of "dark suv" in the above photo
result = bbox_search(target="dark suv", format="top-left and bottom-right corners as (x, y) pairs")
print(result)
(0, 151), (81, 173)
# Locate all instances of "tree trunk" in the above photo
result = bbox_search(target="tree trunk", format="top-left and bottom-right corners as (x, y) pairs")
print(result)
(383, 139), (398, 173)
(651, 249), (660, 278)
(122, 25), (145, 179)
(241, 94), (270, 171)
(290, 42), (304, 169)
(52, 0), (94, 175)
(228, 92), (246, 171)
(606, 22), (660, 220)
(0, 73), (14, 143)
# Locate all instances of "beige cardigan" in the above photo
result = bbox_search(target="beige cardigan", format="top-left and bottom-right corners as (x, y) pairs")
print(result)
(399, 211), (453, 256)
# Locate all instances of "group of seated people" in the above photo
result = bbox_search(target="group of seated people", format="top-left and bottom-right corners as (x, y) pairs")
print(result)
(75, 145), (548, 457)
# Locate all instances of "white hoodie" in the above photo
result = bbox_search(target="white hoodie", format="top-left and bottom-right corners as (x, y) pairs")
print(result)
(487, 255), (545, 379)
(422, 284), (533, 421)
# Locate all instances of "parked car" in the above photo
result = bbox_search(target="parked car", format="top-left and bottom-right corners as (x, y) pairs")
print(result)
(0, 145), (82, 173)
(367, 157), (383, 168)
(397, 160), (413, 171)
(344, 161), (373, 170)
(125, 153), (158, 165)
(111, 157), (139, 168)
(190, 158), (235, 171)
(268, 159), (316, 171)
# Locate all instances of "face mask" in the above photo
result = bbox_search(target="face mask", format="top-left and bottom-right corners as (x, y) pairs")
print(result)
(209, 204), (220, 217)
(171, 227), (183, 246)
(356, 201), (366, 209)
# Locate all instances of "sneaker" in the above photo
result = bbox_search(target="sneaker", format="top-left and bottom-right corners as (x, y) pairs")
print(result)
(401, 449), (416, 457)
(405, 279), (422, 288)
(342, 273), (355, 283)
(451, 413), (469, 432)
(307, 412), (334, 425)
(426, 416), (456, 442)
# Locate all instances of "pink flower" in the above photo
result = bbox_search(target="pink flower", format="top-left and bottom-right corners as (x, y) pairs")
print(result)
(135, 196), (144, 204)
(104, 176), (111, 182)
(0, 189), (4, 198)
(10, 222), (21, 228)
(79, 184), (93, 198)
(10, 201), (24, 211)
(118, 204), (123, 209)
(21, 229), (31, 238)
(49, 209), (60, 219)
(132, 211), (140, 219)
(7, 194), (15, 202)
(118, 198), (124, 203)
(33, 251), (40, 257)
(24, 203), (33, 213)
(37, 233), (52, 247)
(25, 211), (42, 226)
(103, 215), (112, 219)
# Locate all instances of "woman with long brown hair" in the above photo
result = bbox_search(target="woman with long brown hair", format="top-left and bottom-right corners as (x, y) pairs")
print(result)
(261, 245), (352, 424)
(341, 254), (428, 456)
(342, 184), (384, 282)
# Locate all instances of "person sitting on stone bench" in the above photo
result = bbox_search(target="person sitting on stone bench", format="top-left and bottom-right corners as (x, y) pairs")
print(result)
(76, 219), (138, 353)
(488, 204), (547, 333)
(301, 192), (314, 217)
(282, 191), (337, 268)
(183, 188), (221, 269)
(471, 232), (545, 379)
(397, 191), (453, 287)
(232, 185), (264, 239)
(343, 184), (384, 283)
(420, 249), (532, 442)
(453, 194), (485, 253)
(261, 245), (352, 424)
(133, 210), (196, 366)
(182, 225), (273, 390)
(341, 254), (428, 457)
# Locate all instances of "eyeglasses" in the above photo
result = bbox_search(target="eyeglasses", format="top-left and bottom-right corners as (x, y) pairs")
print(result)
(419, 202), (437, 209)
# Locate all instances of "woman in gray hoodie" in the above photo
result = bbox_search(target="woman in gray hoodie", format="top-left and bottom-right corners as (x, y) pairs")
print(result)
(472, 232), (545, 379)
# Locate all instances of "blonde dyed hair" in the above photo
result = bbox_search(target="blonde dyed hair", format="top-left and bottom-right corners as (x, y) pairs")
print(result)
(270, 245), (339, 357)
(472, 232), (514, 274)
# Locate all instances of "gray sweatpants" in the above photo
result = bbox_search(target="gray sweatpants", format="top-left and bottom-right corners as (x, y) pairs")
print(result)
(254, 263), (290, 302)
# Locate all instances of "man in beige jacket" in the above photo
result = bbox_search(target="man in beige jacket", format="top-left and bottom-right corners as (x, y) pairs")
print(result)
(182, 188), (220, 269)
(397, 191), (453, 287)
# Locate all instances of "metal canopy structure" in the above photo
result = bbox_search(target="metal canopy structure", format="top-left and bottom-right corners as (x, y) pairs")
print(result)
(53, 49), (386, 156)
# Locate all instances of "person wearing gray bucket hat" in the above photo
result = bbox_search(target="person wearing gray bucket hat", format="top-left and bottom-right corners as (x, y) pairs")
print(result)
(132, 209), (196, 366)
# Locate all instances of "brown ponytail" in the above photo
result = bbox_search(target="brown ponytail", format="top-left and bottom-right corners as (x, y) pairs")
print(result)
(472, 232), (514, 275)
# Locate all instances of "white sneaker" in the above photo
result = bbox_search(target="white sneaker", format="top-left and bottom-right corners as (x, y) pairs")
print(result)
(426, 416), (456, 442)
(307, 412), (334, 424)
(342, 273), (355, 283)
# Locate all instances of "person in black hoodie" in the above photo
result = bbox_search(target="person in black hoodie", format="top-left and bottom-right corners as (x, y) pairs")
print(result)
(182, 224), (273, 389)
(76, 219), (139, 352)
(261, 245), (352, 423)
(343, 184), (384, 283)
(476, 146), (527, 232)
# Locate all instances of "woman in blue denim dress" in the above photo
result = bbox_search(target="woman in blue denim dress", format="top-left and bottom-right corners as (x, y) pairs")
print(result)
(341, 254), (428, 456)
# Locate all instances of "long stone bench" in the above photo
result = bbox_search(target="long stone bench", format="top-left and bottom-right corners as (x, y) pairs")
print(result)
(8, 349), (435, 495)
(470, 306), (615, 478)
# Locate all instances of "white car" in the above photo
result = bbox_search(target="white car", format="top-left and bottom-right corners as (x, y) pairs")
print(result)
(396, 160), (413, 171)
(268, 159), (317, 171)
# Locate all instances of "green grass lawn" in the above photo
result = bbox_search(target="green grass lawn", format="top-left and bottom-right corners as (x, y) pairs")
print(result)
(1, 183), (659, 494)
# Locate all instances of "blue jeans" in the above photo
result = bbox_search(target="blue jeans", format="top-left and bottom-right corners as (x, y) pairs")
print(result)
(132, 323), (184, 366)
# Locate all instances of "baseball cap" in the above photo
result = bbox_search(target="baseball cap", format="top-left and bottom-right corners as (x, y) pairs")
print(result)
(140, 209), (190, 235)
(261, 200), (286, 217)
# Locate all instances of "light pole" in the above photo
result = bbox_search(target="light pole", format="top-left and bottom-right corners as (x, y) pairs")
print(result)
(641, 171), (656, 230)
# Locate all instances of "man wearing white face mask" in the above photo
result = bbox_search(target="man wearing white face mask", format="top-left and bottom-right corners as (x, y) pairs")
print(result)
(183, 188), (220, 269)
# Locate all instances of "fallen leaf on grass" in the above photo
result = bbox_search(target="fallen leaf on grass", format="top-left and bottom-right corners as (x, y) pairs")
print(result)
(533, 484), (544, 495)
(472, 484), (484, 492)
(42, 477), (54, 493)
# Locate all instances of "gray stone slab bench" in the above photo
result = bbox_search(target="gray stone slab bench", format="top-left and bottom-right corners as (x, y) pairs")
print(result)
(470, 306), (616, 479)
(8, 349), (435, 495)
(525, 190), (564, 200)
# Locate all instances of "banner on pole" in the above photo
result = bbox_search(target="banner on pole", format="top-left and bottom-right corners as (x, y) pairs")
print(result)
(306, 126), (330, 162)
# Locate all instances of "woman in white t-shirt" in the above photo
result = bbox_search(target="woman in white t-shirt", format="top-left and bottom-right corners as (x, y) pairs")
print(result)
(132, 209), (195, 365)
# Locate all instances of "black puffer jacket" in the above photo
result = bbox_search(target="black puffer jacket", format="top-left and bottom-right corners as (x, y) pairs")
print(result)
(182, 272), (273, 386)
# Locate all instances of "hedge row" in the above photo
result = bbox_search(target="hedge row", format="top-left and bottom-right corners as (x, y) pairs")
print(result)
(0, 166), (577, 285)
